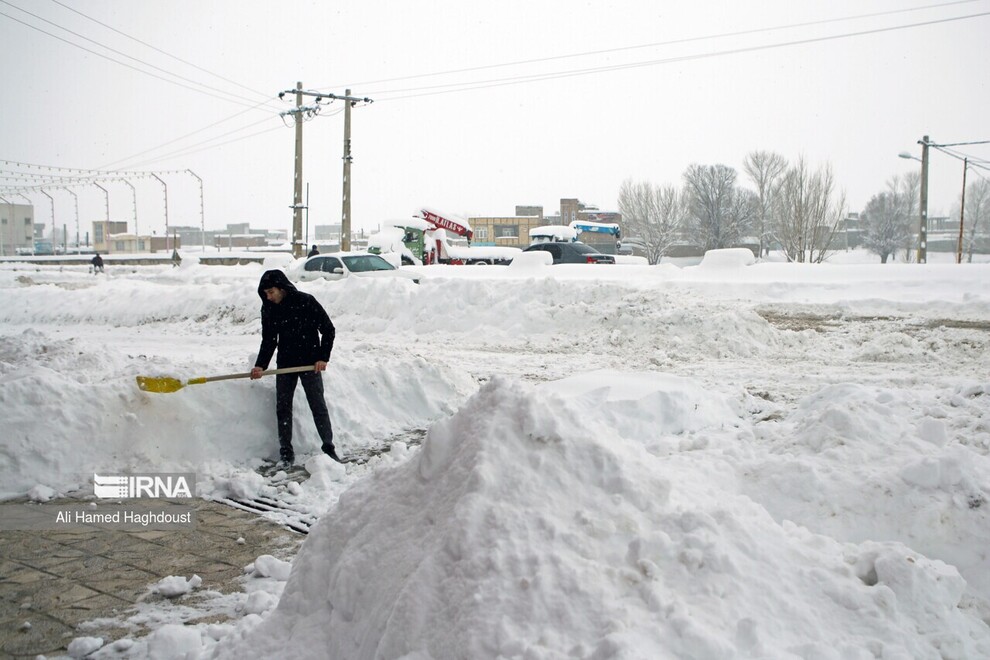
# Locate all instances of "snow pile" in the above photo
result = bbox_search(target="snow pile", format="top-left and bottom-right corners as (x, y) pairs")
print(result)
(695, 247), (756, 268)
(153, 574), (203, 598)
(215, 374), (990, 659)
(739, 381), (990, 597)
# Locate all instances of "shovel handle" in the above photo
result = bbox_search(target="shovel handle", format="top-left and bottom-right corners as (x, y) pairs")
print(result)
(189, 364), (318, 385)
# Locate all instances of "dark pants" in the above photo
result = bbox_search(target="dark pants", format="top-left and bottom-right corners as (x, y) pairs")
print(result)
(275, 371), (334, 460)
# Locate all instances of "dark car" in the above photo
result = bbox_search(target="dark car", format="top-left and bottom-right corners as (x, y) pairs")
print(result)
(522, 242), (616, 264)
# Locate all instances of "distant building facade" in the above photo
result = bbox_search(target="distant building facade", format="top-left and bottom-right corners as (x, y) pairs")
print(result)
(469, 198), (623, 250)
(0, 202), (34, 256)
(314, 224), (341, 240)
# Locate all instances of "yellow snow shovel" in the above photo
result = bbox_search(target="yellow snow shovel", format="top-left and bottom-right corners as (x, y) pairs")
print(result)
(136, 364), (319, 394)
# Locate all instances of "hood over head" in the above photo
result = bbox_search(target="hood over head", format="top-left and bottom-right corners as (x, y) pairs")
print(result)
(258, 269), (298, 302)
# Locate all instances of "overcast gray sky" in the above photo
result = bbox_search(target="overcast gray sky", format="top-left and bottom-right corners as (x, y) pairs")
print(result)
(1, 0), (988, 239)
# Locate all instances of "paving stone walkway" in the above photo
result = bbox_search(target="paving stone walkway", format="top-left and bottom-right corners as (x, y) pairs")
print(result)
(0, 498), (301, 658)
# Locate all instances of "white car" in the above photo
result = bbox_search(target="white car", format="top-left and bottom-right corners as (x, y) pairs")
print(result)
(290, 252), (421, 284)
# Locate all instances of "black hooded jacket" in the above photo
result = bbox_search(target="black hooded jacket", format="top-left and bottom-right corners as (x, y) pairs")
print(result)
(255, 270), (335, 369)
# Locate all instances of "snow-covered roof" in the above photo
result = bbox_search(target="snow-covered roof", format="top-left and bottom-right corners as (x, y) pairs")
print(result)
(569, 219), (620, 233)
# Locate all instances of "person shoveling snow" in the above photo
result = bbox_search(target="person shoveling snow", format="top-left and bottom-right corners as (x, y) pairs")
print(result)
(251, 269), (341, 469)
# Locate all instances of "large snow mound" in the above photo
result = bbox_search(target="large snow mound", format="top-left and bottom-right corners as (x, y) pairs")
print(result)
(215, 374), (990, 659)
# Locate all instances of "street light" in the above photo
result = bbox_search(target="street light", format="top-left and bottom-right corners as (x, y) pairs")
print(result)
(38, 188), (55, 250)
(62, 188), (80, 248)
(898, 135), (930, 264)
(93, 182), (110, 254)
(150, 173), (169, 252)
(186, 170), (205, 253)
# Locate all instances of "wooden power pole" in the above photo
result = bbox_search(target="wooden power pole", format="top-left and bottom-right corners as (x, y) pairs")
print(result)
(292, 82), (304, 259)
(341, 89), (353, 251)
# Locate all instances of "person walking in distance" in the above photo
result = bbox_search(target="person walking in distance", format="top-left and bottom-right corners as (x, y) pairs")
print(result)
(307, 244), (320, 258)
(91, 253), (104, 273)
(251, 269), (341, 467)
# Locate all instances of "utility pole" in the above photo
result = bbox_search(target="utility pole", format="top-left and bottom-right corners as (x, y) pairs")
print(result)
(278, 85), (372, 255)
(918, 135), (930, 264)
(341, 88), (353, 251)
(278, 82), (311, 258)
(957, 158), (967, 264)
(292, 82), (304, 258)
(333, 89), (373, 250)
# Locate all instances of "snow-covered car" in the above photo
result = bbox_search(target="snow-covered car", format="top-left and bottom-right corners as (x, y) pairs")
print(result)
(522, 242), (615, 264)
(290, 252), (421, 283)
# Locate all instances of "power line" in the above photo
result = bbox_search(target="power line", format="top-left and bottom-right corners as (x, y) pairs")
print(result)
(360, 11), (990, 101)
(318, 0), (986, 90)
(48, 0), (275, 103)
(0, 5), (270, 110)
(97, 99), (277, 170)
(118, 124), (287, 170)
(108, 105), (343, 171)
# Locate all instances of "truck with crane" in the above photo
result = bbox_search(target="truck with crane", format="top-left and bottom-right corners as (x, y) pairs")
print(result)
(369, 208), (521, 266)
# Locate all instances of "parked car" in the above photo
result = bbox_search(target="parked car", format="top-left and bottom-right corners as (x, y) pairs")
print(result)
(290, 252), (421, 283)
(521, 242), (616, 264)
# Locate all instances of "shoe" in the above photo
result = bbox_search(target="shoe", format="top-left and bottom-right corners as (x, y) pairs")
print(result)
(324, 447), (342, 463)
(275, 457), (293, 471)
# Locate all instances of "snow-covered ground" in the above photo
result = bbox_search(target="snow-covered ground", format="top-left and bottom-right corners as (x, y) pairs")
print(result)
(1, 248), (989, 658)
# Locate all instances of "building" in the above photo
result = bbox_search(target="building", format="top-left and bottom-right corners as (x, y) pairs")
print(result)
(468, 198), (624, 251)
(92, 221), (128, 253)
(168, 223), (284, 251)
(469, 207), (546, 249)
(314, 224), (342, 241)
(213, 234), (266, 249)
(93, 221), (179, 253)
(0, 202), (35, 256)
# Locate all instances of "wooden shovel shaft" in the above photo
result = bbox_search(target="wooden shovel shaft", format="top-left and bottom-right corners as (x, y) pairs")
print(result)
(189, 364), (318, 385)
(137, 364), (321, 393)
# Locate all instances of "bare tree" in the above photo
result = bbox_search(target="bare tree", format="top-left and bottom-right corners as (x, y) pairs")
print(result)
(887, 173), (920, 262)
(861, 192), (910, 263)
(617, 179), (685, 264)
(743, 151), (788, 257)
(963, 178), (990, 263)
(770, 157), (845, 263)
(682, 164), (751, 251)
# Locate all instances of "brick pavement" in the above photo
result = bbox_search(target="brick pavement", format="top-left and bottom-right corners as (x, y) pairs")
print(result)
(0, 498), (301, 658)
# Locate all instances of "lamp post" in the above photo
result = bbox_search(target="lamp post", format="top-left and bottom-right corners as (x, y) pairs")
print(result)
(149, 173), (169, 252)
(93, 182), (110, 254)
(186, 170), (205, 253)
(63, 188), (80, 249)
(120, 179), (138, 250)
(38, 188), (55, 249)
